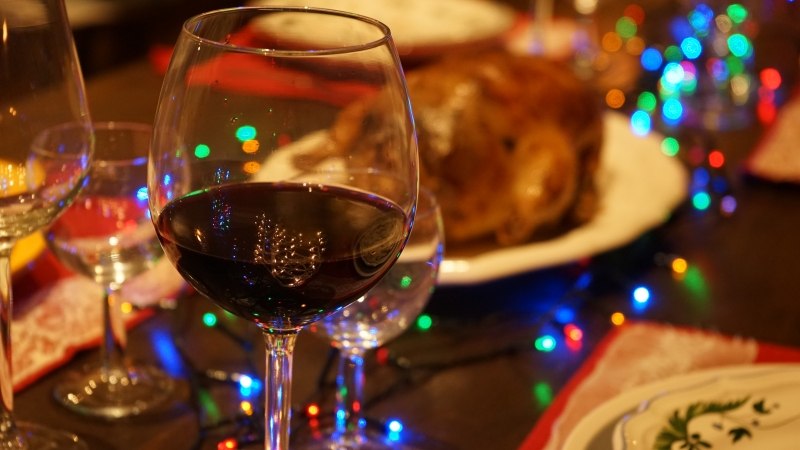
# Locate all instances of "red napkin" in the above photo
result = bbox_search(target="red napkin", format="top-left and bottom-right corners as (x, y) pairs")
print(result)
(149, 26), (377, 107)
(10, 250), (187, 392)
(519, 321), (800, 450)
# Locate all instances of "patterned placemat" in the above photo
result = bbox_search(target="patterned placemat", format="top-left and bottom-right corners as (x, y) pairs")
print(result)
(519, 321), (800, 450)
(11, 253), (185, 391)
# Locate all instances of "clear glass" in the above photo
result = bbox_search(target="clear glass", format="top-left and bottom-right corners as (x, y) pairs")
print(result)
(0, 0), (92, 447)
(45, 122), (174, 419)
(148, 7), (418, 450)
(303, 189), (444, 450)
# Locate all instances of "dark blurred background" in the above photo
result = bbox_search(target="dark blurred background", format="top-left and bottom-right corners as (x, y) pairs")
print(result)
(66, 0), (242, 77)
(68, 0), (799, 81)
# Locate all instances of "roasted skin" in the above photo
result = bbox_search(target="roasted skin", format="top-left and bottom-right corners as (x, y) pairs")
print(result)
(327, 51), (604, 247)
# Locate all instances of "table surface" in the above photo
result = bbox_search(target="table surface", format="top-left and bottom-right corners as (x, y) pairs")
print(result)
(12, 2), (800, 449)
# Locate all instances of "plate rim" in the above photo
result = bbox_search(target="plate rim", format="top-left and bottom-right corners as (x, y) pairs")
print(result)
(246, 0), (518, 64)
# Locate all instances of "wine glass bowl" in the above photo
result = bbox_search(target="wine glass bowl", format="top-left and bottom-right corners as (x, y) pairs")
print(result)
(1, 123), (92, 240)
(155, 177), (409, 330)
(45, 122), (174, 419)
(149, 7), (417, 449)
(313, 188), (444, 350)
(0, 0), (92, 447)
(303, 188), (444, 450)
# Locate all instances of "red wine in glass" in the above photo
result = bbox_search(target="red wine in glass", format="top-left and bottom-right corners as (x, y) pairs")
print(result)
(155, 182), (408, 329)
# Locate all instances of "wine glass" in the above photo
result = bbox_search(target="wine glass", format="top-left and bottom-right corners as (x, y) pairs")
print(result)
(304, 188), (444, 450)
(0, 0), (92, 447)
(45, 122), (175, 419)
(148, 7), (418, 450)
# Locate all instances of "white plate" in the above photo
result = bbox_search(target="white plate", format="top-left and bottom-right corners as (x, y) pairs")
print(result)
(564, 364), (800, 449)
(247, 0), (516, 64)
(615, 366), (800, 450)
(439, 112), (687, 285)
(257, 112), (687, 286)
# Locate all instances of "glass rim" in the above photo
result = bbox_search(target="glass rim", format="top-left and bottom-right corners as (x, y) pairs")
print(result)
(416, 187), (439, 220)
(32, 121), (150, 167)
(91, 121), (151, 168)
(182, 6), (394, 56)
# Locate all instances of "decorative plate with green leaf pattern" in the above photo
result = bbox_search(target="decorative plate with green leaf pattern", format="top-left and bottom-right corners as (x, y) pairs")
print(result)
(615, 368), (800, 449)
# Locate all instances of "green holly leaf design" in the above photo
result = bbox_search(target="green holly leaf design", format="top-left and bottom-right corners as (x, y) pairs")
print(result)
(703, 397), (751, 415)
(729, 427), (753, 442)
(653, 397), (751, 450)
(752, 399), (771, 414)
(655, 426), (684, 450)
(691, 433), (712, 448)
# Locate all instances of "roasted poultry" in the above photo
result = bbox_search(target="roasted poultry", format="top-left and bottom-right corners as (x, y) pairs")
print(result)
(322, 51), (604, 247)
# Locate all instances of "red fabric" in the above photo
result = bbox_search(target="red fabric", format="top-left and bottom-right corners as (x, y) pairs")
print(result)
(9, 196), (183, 391)
(756, 339), (800, 363)
(518, 324), (626, 450)
(12, 308), (154, 393)
(50, 197), (145, 238)
(12, 250), (71, 304)
(149, 26), (377, 107)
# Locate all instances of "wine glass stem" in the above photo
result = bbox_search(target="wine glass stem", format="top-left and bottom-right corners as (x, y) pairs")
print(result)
(100, 287), (128, 376)
(263, 331), (298, 450)
(0, 248), (23, 446)
(334, 347), (367, 443)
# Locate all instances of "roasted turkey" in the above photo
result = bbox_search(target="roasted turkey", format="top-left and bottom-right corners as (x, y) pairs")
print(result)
(316, 51), (604, 247)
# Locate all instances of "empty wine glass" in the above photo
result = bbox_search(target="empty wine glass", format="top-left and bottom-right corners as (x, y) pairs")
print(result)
(45, 122), (175, 419)
(148, 7), (418, 449)
(303, 188), (444, 450)
(0, 0), (92, 447)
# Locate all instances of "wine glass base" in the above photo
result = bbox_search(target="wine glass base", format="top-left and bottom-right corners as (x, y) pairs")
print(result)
(53, 364), (174, 419)
(294, 431), (423, 450)
(10, 422), (87, 450)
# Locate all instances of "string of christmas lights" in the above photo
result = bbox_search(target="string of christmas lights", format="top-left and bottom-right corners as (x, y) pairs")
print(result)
(149, 240), (712, 449)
